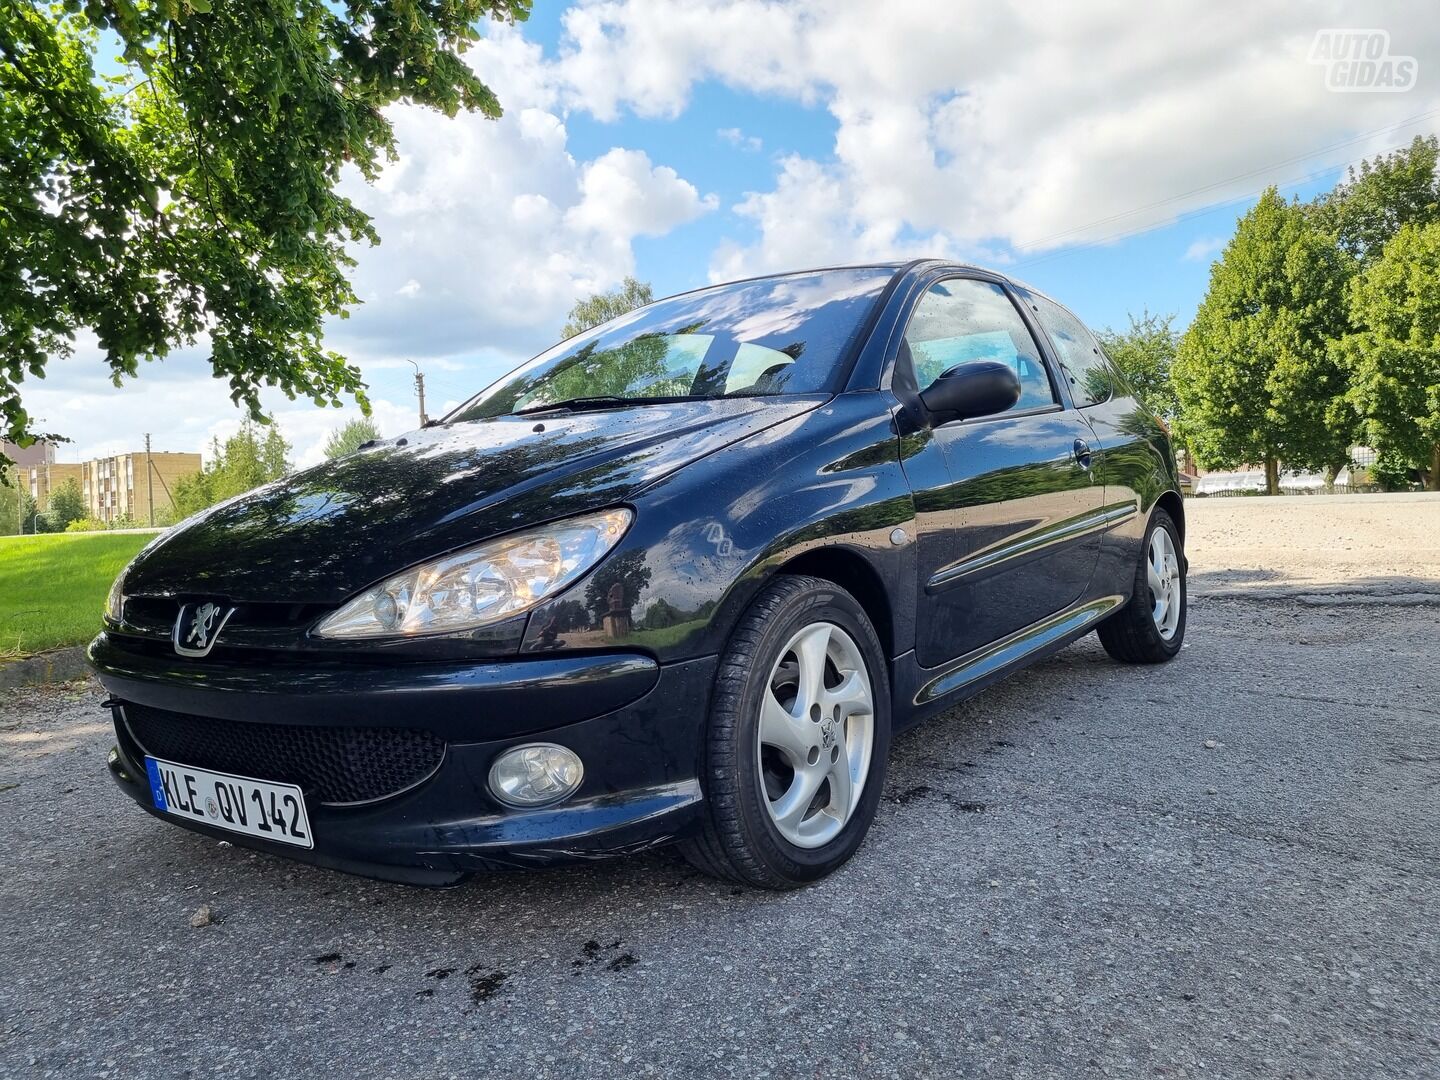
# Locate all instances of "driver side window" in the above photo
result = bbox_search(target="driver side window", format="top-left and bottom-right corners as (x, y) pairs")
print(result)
(904, 279), (1057, 413)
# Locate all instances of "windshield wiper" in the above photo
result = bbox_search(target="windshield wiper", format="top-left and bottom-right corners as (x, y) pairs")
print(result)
(514, 394), (699, 416)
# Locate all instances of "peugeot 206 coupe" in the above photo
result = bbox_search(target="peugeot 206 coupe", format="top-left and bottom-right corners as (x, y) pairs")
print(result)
(92, 260), (1186, 889)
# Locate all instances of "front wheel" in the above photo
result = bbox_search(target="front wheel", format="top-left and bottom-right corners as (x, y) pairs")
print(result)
(681, 575), (891, 888)
(1097, 506), (1186, 663)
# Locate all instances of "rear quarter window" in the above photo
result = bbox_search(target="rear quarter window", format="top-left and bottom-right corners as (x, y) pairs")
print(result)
(1030, 296), (1117, 408)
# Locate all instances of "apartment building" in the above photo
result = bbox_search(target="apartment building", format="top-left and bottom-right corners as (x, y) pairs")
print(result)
(26, 462), (84, 511)
(81, 451), (202, 524)
(2, 439), (57, 468)
(28, 450), (202, 524)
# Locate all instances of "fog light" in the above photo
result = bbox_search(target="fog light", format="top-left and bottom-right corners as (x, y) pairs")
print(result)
(488, 743), (584, 808)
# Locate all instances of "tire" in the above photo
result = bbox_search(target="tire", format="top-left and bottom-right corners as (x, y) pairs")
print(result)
(681, 575), (891, 889)
(1097, 506), (1186, 663)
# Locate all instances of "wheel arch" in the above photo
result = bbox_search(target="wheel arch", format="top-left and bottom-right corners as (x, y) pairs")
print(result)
(1154, 489), (1185, 546)
(774, 546), (897, 662)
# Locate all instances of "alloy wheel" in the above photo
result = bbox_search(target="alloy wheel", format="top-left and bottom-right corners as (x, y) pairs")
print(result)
(1148, 527), (1183, 640)
(756, 621), (875, 849)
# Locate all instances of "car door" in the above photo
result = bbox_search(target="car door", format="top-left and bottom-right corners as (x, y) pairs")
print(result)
(897, 275), (1107, 669)
(1022, 287), (1172, 593)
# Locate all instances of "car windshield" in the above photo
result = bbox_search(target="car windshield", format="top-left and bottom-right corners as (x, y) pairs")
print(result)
(445, 267), (897, 422)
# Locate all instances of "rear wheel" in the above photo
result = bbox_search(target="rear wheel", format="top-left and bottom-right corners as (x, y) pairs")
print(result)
(1097, 507), (1186, 663)
(681, 575), (890, 888)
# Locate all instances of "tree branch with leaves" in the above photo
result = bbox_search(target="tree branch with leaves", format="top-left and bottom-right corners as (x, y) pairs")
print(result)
(0, 0), (529, 466)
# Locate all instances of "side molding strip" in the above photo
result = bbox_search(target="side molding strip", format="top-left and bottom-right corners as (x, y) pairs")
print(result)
(914, 594), (1125, 705)
(927, 501), (1137, 592)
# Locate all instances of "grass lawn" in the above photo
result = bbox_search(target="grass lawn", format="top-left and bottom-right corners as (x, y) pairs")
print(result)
(0, 532), (155, 659)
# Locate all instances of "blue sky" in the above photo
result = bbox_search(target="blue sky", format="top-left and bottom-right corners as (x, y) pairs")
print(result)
(27, 1), (1440, 466)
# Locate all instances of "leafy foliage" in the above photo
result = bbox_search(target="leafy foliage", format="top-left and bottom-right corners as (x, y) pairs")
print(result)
(44, 475), (84, 528)
(0, 465), (19, 534)
(17, 489), (37, 533)
(561, 277), (654, 339)
(1369, 446), (1421, 492)
(1173, 188), (1354, 490)
(172, 418), (291, 517)
(0, 0), (529, 465)
(323, 415), (381, 459)
(1336, 220), (1440, 490)
(1095, 310), (1179, 419)
(1312, 136), (1440, 266)
(64, 510), (149, 530)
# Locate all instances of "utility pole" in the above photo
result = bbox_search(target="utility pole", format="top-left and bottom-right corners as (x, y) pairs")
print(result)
(405, 359), (428, 427)
(144, 433), (155, 527)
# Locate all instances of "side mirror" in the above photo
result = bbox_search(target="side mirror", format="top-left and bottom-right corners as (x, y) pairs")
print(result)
(918, 360), (1022, 421)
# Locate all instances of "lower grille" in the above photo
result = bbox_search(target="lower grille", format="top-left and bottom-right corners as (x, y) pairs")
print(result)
(122, 703), (446, 805)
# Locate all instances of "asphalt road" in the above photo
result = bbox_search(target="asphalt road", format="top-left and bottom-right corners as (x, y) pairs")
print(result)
(3, 502), (1440, 1078)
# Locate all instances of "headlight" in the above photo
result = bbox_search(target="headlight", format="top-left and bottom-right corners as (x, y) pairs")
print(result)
(312, 508), (632, 640)
(105, 570), (126, 623)
(102, 529), (172, 625)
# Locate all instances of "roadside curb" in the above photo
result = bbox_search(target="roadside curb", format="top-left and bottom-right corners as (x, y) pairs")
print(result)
(0, 647), (90, 688)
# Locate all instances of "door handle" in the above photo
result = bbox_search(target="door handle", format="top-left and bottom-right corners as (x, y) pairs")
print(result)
(1073, 438), (1092, 470)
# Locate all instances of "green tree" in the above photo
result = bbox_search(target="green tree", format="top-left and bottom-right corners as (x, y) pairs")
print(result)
(173, 419), (292, 516)
(17, 488), (36, 532)
(1369, 447), (1421, 492)
(0, 0), (529, 466)
(561, 278), (653, 339)
(45, 475), (84, 527)
(323, 416), (381, 459)
(0, 465), (19, 535)
(1174, 188), (1355, 493)
(1095, 310), (1179, 419)
(260, 427), (291, 480)
(1336, 220), (1440, 490)
(1312, 136), (1440, 266)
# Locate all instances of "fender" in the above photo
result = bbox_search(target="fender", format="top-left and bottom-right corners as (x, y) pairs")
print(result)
(516, 393), (918, 664)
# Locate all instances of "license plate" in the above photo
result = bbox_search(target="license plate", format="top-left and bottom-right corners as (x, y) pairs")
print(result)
(144, 756), (314, 849)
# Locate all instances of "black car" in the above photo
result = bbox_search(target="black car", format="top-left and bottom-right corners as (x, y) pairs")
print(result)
(91, 260), (1186, 889)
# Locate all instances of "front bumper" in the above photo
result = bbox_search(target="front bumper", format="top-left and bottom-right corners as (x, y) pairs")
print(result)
(90, 633), (715, 885)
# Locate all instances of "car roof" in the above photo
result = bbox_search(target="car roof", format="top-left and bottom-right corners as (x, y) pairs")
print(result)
(699, 257), (1048, 292)
(643, 258), (1082, 327)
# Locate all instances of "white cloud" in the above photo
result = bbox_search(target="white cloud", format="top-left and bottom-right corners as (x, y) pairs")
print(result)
(1183, 236), (1228, 262)
(249, 398), (422, 471)
(718, 127), (763, 152)
(565, 147), (717, 241)
(708, 155), (956, 283)
(326, 25), (718, 364)
(548, 0), (1440, 277)
(557, 0), (817, 121)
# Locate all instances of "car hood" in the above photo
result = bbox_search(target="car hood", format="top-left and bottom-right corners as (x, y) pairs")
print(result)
(124, 396), (826, 603)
